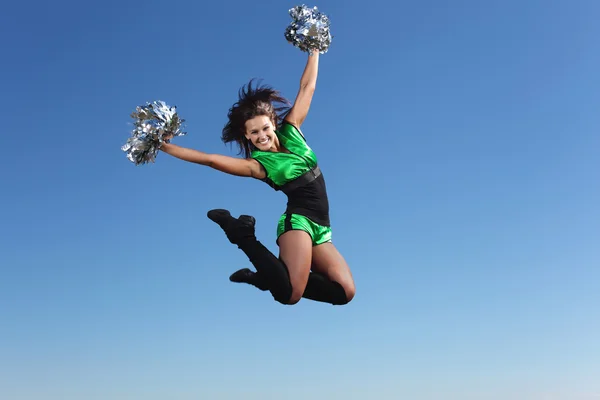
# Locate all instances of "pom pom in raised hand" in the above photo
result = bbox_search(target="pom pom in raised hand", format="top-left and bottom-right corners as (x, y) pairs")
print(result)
(121, 100), (186, 165)
(284, 4), (332, 54)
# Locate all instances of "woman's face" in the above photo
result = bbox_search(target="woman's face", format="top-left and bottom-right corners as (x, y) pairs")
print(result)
(244, 115), (277, 152)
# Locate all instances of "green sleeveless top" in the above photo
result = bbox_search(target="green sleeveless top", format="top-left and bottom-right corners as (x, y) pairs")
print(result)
(251, 121), (317, 187)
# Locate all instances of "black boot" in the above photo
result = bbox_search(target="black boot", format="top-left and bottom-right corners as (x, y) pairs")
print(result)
(207, 209), (292, 304)
(302, 273), (350, 305)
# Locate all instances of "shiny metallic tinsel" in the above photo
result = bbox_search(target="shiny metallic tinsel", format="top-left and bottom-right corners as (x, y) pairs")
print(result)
(122, 100), (186, 165)
(284, 5), (332, 54)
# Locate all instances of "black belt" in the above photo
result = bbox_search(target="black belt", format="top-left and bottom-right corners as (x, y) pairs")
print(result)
(280, 165), (321, 194)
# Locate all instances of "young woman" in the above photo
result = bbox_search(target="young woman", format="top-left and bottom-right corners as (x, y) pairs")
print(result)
(160, 51), (355, 306)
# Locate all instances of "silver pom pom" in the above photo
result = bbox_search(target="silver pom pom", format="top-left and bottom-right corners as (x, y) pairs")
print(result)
(122, 100), (186, 165)
(284, 4), (332, 54)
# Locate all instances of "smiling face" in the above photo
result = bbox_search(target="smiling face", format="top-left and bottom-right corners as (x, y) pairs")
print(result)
(244, 115), (278, 152)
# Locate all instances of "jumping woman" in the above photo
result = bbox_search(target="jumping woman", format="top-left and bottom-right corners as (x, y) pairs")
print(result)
(160, 51), (355, 306)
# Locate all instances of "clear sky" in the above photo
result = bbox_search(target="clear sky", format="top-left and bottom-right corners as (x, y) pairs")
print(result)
(1, 0), (599, 399)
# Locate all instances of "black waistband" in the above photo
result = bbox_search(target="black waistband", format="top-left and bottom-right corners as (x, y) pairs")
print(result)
(280, 165), (321, 194)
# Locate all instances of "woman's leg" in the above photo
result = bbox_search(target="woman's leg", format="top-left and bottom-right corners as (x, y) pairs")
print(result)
(207, 209), (294, 304)
(214, 210), (352, 305)
(276, 230), (313, 304)
(229, 241), (355, 305)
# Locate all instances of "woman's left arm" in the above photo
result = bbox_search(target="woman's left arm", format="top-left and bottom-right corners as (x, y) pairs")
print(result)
(285, 51), (319, 128)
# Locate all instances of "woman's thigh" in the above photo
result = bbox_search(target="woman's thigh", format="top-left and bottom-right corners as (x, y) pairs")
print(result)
(311, 242), (356, 300)
(277, 230), (313, 304)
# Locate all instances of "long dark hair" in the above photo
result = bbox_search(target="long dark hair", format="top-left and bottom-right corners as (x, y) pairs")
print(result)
(222, 79), (291, 158)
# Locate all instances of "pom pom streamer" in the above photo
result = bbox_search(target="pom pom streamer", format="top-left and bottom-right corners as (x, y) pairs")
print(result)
(122, 100), (186, 165)
(285, 5), (332, 54)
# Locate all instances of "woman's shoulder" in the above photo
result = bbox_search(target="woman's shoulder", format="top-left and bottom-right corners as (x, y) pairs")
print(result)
(279, 119), (306, 141)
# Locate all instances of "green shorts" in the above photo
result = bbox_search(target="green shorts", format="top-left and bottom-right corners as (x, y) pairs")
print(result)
(276, 213), (332, 246)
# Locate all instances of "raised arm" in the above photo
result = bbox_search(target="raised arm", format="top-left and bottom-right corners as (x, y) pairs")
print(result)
(285, 51), (319, 128)
(160, 143), (265, 179)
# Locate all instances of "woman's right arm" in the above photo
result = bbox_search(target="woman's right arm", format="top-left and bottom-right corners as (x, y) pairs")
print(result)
(160, 143), (265, 179)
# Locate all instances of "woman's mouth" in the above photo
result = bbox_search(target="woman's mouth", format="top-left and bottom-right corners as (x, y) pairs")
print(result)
(258, 137), (270, 146)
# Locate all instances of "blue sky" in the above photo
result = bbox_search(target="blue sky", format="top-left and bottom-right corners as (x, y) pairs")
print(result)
(1, 0), (599, 399)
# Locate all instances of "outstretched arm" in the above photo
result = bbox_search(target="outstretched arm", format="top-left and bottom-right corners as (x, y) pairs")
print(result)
(285, 51), (319, 128)
(160, 143), (265, 179)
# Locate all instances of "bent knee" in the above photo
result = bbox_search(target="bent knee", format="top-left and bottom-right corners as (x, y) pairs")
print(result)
(340, 282), (356, 304)
(345, 286), (356, 303)
(287, 289), (304, 305)
(274, 289), (303, 305)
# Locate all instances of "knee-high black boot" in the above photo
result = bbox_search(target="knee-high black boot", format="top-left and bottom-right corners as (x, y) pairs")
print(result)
(207, 209), (292, 304)
(230, 268), (349, 305)
(302, 273), (350, 305)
